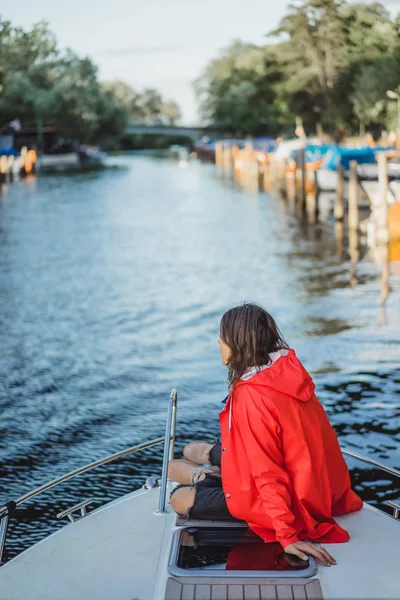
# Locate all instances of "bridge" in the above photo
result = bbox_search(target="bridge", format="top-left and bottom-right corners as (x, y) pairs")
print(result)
(124, 123), (220, 139)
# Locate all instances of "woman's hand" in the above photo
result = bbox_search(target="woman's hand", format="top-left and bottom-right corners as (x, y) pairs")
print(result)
(284, 541), (336, 566)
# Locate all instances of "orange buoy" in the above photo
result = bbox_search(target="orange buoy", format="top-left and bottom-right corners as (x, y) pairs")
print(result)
(389, 239), (400, 262)
(388, 203), (400, 241)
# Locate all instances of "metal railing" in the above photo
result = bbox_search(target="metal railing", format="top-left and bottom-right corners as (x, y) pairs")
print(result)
(0, 437), (165, 521)
(341, 447), (400, 480)
(158, 389), (178, 513)
(341, 446), (400, 520)
(0, 388), (179, 564)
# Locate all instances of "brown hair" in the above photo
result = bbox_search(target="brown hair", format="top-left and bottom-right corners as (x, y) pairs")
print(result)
(220, 303), (289, 388)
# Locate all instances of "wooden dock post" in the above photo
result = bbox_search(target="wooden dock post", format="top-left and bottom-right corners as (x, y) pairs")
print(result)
(275, 159), (285, 196)
(244, 139), (253, 187)
(349, 228), (360, 286)
(269, 157), (277, 191)
(250, 150), (260, 189)
(0, 155), (7, 184)
(298, 147), (307, 216)
(286, 161), (296, 208)
(377, 153), (390, 242)
(7, 155), (14, 182)
(314, 170), (320, 222)
(335, 165), (345, 221)
(232, 145), (239, 181)
(257, 155), (265, 191)
(293, 163), (299, 205)
(348, 161), (359, 231)
(306, 170), (319, 224)
(379, 250), (389, 306)
(215, 142), (223, 170)
(223, 144), (233, 176)
(335, 221), (344, 257)
(376, 152), (390, 304)
(280, 159), (288, 197)
(263, 158), (270, 192)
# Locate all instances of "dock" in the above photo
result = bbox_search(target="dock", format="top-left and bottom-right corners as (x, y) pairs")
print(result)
(214, 139), (400, 305)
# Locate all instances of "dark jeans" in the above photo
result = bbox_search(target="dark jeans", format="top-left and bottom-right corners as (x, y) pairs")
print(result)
(208, 439), (222, 468)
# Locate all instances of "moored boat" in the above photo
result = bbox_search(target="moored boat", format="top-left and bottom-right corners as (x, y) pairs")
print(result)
(316, 146), (394, 193)
(38, 144), (107, 174)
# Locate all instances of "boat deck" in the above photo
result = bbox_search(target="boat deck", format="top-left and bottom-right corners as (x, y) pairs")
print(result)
(0, 482), (398, 600)
(160, 501), (400, 600)
(0, 486), (168, 600)
(165, 576), (322, 600)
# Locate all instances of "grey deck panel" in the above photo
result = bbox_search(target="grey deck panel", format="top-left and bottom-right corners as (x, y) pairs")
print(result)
(165, 578), (323, 600)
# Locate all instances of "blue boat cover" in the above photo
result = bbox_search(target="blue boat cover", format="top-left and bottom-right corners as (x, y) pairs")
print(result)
(291, 144), (334, 164)
(195, 137), (277, 153)
(321, 146), (388, 171)
(0, 148), (19, 156)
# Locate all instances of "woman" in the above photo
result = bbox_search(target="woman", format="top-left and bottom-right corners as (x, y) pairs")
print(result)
(168, 303), (363, 566)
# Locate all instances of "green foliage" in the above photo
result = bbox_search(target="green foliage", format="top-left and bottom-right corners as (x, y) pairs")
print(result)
(0, 18), (181, 148)
(195, 41), (284, 135)
(196, 0), (400, 136)
(102, 81), (182, 125)
(351, 58), (400, 127)
(0, 18), (131, 145)
(160, 100), (182, 125)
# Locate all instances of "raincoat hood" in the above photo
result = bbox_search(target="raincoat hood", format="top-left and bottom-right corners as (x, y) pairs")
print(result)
(235, 349), (315, 402)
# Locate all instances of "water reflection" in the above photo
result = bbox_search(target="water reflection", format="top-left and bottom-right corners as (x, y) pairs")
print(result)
(349, 228), (360, 287)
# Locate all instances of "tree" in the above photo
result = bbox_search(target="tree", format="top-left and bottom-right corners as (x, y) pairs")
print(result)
(49, 51), (108, 142)
(195, 41), (284, 135)
(160, 100), (181, 125)
(195, 1), (400, 136)
(270, 1), (400, 132)
(342, 2), (397, 63)
(101, 80), (144, 121)
(0, 18), (57, 84)
(338, 4), (399, 132)
(134, 88), (163, 123)
(351, 58), (400, 133)
(0, 20), (130, 146)
(95, 88), (130, 146)
(101, 81), (182, 126)
(0, 19), (57, 124)
(269, 0), (349, 130)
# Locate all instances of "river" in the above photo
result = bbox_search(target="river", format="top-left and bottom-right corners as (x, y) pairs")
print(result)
(0, 156), (399, 560)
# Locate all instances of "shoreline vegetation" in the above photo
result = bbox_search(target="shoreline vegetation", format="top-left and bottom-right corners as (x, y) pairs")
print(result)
(196, 0), (400, 140)
(0, 19), (182, 152)
(1, 0), (400, 151)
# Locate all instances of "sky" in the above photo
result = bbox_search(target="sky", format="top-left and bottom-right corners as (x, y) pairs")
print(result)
(2, 0), (399, 124)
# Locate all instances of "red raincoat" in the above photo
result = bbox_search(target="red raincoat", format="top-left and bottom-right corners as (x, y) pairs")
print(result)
(219, 349), (362, 549)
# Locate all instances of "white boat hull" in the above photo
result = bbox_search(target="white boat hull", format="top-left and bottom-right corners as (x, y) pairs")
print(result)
(0, 482), (399, 600)
(316, 169), (338, 192)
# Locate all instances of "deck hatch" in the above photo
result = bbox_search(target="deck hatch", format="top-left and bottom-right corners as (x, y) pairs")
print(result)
(168, 527), (317, 579)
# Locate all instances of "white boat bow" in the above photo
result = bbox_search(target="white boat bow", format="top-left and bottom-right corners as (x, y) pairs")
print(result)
(0, 390), (399, 600)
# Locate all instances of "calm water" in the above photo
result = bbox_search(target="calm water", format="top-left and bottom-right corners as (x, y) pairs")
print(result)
(0, 156), (399, 560)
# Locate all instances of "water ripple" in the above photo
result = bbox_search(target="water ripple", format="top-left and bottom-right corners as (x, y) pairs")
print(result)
(0, 157), (399, 560)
